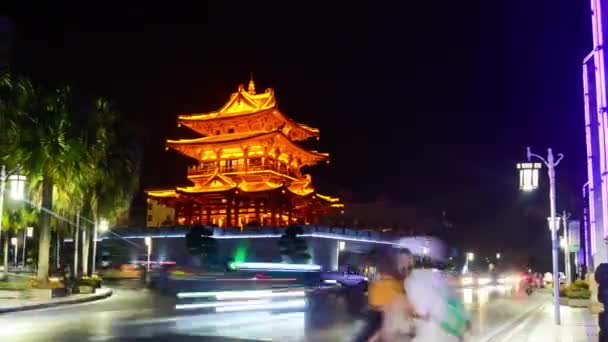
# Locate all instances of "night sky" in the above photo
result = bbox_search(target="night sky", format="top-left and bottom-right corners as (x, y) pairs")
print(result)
(3, 2), (593, 266)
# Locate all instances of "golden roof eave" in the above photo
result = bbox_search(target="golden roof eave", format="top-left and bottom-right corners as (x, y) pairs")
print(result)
(166, 130), (329, 165)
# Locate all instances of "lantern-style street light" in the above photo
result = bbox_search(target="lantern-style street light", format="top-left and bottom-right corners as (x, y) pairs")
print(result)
(467, 252), (474, 261)
(0, 165), (25, 279)
(517, 162), (542, 191)
(521, 147), (564, 325)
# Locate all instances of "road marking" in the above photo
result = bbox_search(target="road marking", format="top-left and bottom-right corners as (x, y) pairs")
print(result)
(479, 299), (546, 342)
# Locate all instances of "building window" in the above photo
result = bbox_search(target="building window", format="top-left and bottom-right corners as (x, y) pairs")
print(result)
(202, 162), (215, 172)
(225, 159), (238, 172)
(215, 130), (221, 135)
(249, 158), (262, 167)
(228, 128), (235, 133)
(147, 203), (152, 210)
(147, 215), (152, 222)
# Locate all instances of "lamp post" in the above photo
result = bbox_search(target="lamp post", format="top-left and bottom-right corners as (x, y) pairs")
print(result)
(522, 147), (564, 325)
(0, 165), (25, 279)
(144, 237), (152, 272)
(467, 252), (474, 262)
(23, 227), (33, 267)
(11, 237), (17, 266)
(496, 253), (501, 260)
(92, 219), (109, 274)
(562, 211), (572, 286)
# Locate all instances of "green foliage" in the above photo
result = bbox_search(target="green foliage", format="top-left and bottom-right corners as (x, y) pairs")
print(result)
(185, 225), (218, 267)
(571, 279), (590, 290)
(279, 225), (311, 264)
(566, 288), (591, 300)
(0, 74), (142, 279)
(78, 275), (102, 288)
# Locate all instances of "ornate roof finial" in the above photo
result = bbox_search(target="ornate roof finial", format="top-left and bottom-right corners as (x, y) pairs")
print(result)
(248, 72), (256, 95)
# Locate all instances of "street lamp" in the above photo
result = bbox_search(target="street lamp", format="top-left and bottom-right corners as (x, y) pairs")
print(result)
(517, 162), (542, 191)
(0, 165), (25, 279)
(92, 219), (109, 274)
(467, 252), (474, 261)
(144, 237), (152, 272)
(522, 147), (564, 325)
(496, 253), (501, 260)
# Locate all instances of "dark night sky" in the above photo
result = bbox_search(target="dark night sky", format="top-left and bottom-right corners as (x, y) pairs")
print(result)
(2, 2), (593, 264)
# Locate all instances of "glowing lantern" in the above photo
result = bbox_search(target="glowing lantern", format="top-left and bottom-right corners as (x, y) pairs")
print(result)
(517, 162), (542, 191)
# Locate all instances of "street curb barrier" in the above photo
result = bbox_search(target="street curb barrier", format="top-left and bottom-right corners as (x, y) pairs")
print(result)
(0, 288), (113, 314)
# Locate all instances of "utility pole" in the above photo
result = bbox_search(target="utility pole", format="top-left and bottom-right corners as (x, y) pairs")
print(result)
(562, 211), (572, 286)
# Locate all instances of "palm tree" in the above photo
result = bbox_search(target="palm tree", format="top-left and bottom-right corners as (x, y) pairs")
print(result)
(81, 99), (140, 275)
(15, 84), (77, 282)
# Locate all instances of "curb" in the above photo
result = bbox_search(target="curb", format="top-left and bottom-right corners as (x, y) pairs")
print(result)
(0, 288), (113, 314)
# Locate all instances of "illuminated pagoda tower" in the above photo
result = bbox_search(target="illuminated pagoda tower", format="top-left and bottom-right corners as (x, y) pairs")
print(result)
(146, 79), (342, 228)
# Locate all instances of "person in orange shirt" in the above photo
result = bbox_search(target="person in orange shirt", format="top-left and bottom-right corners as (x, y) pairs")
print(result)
(363, 247), (422, 341)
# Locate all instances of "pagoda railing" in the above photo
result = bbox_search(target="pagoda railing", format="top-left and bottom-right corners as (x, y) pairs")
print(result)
(188, 164), (300, 178)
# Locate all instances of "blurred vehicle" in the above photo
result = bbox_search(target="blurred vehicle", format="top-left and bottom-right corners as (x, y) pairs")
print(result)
(321, 265), (368, 288)
(543, 272), (566, 286)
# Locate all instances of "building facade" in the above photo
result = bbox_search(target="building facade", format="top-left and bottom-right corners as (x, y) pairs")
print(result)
(584, 0), (608, 269)
(146, 79), (341, 228)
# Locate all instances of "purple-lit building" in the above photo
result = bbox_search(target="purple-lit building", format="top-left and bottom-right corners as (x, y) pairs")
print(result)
(583, 0), (608, 270)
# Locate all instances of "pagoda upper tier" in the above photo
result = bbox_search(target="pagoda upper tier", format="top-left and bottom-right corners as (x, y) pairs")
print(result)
(177, 80), (319, 141)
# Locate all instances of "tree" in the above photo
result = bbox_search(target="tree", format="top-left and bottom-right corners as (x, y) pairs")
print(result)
(185, 225), (218, 268)
(278, 225), (311, 264)
(81, 99), (141, 275)
(4, 79), (79, 282)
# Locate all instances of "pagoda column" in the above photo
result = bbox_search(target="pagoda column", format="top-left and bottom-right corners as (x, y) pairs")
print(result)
(255, 200), (261, 225)
(226, 201), (232, 228)
(234, 198), (240, 229)
(199, 209), (204, 225)
(186, 203), (193, 225)
(278, 204), (283, 226)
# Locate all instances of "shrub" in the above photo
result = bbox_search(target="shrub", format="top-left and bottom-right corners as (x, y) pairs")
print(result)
(566, 289), (591, 300)
(78, 275), (102, 288)
(28, 277), (65, 289)
(571, 280), (590, 290)
(558, 285), (569, 297)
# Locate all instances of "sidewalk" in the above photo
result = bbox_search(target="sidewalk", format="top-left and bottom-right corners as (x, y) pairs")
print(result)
(491, 302), (599, 342)
(0, 287), (112, 313)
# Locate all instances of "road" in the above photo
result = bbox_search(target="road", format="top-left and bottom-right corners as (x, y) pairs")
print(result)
(0, 281), (549, 342)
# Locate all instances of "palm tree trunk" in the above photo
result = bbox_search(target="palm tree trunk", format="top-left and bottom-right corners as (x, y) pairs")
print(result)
(73, 209), (80, 277)
(56, 233), (60, 269)
(82, 226), (89, 275)
(36, 177), (53, 282)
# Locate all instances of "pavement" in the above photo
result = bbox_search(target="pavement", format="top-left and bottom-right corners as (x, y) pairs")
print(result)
(0, 282), (600, 341)
(0, 287), (113, 313)
(485, 295), (599, 342)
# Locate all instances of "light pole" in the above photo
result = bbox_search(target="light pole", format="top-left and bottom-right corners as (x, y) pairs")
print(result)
(92, 219), (109, 274)
(23, 227), (33, 268)
(0, 165), (25, 279)
(496, 253), (501, 260)
(523, 147), (564, 325)
(144, 237), (152, 272)
(562, 211), (572, 286)
(11, 237), (17, 266)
